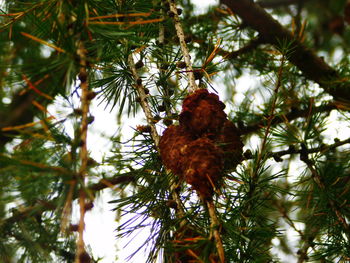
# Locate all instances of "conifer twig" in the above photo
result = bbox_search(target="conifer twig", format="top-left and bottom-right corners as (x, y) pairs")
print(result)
(127, 54), (186, 223)
(206, 199), (225, 263)
(75, 41), (91, 263)
(241, 102), (338, 135)
(300, 146), (350, 234)
(167, 0), (198, 92)
(296, 226), (319, 263)
(252, 53), (285, 179)
(266, 137), (350, 161)
(127, 55), (159, 146)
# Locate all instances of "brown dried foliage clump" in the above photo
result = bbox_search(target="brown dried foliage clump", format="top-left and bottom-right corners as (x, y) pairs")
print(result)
(159, 89), (243, 198)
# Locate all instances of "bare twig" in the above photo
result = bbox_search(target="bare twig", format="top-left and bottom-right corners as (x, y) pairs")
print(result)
(167, 0), (198, 92)
(75, 41), (91, 263)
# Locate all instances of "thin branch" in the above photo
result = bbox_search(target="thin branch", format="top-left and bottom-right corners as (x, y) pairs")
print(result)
(206, 199), (225, 263)
(128, 55), (160, 146)
(75, 41), (91, 263)
(252, 53), (286, 179)
(221, 37), (264, 60)
(89, 174), (136, 192)
(167, 0), (198, 92)
(241, 102), (338, 135)
(296, 225), (319, 263)
(300, 144), (350, 234)
(273, 198), (304, 237)
(220, 0), (350, 103)
(0, 154), (76, 175)
(127, 54), (186, 224)
(266, 137), (350, 161)
(257, 0), (308, 8)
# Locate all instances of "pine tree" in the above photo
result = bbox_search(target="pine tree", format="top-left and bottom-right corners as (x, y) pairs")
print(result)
(1, 0), (350, 262)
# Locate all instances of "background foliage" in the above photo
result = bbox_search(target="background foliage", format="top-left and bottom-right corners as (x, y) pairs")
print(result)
(1, 0), (350, 262)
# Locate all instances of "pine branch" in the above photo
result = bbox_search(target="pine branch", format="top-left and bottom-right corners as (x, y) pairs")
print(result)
(223, 37), (264, 60)
(220, 0), (350, 103)
(0, 53), (64, 149)
(127, 53), (186, 225)
(0, 92), (36, 148)
(191, 35), (263, 62)
(2, 174), (135, 232)
(1, 200), (57, 227)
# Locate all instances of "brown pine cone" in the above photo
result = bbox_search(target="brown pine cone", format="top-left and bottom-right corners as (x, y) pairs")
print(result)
(179, 89), (227, 135)
(159, 125), (194, 175)
(181, 138), (224, 198)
